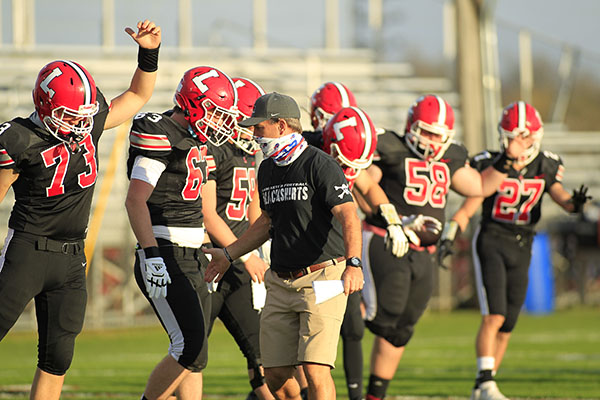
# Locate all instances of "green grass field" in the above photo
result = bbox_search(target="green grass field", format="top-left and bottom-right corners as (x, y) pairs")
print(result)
(1, 307), (599, 399)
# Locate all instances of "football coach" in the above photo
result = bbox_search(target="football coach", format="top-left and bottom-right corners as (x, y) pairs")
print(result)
(204, 92), (363, 400)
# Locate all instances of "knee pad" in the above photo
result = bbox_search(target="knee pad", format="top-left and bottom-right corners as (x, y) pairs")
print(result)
(249, 365), (265, 390)
(38, 341), (75, 375)
(385, 325), (414, 347)
(38, 354), (72, 376)
(341, 313), (365, 342)
(176, 335), (207, 372)
(499, 310), (520, 333)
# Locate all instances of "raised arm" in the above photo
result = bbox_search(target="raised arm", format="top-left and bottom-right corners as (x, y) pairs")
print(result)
(104, 20), (161, 130)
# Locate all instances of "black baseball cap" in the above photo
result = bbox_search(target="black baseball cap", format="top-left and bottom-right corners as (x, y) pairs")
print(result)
(238, 92), (301, 127)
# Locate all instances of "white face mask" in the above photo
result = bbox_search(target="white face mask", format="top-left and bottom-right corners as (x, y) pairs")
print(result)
(254, 132), (307, 166)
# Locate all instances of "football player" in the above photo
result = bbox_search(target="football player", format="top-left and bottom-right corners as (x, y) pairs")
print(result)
(124, 66), (238, 400)
(438, 101), (591, 400)
(202, 77), (274, 400)
(362, 94), (485, 400)
(0, 20), (160, 400)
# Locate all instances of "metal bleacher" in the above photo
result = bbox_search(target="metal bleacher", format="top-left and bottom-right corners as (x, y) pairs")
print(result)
(1, 46), (598, 244)
(1, 46), (598, 326)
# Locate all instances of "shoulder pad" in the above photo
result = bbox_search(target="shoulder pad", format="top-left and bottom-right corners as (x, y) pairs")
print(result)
(0, 118), (38, 159)
(542, 150), (561, 162)
(129, 112), (173, 152)
(445, 141), (468, 159)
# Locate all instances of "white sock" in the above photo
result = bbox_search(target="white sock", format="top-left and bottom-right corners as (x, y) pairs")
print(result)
(477, 356), (495, 372)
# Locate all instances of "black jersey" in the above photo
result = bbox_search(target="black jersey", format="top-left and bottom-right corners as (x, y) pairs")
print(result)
(302, 130), (324, 148)
(0, 90), (109, 240)
(258, 145), (353, 272)
(206, 141), (257, 238)
(126, 111), (209, 228)
(470, 150), (563, 234)
(365, 130), (468, 244)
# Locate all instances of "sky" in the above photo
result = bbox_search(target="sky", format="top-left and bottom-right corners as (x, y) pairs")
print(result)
(1, 0), (598, 77)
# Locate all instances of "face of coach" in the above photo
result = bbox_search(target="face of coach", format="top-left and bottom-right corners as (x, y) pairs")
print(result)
(238, 92), (303, 139)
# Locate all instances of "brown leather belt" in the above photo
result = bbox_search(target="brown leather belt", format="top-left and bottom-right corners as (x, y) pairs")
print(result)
(275, 257), (345, 280)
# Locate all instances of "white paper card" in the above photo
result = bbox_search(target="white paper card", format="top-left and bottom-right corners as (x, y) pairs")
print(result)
(312, 280), (345, 304)
(251, 281), (267, 310)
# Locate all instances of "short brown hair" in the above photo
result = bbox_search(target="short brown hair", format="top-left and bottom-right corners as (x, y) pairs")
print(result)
(270, 117), (302, 134)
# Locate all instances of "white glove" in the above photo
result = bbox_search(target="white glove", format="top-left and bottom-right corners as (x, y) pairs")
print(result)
(379, 203), (410, 257)
(144, 257), (171, 299)
(385, 224), (410, 258)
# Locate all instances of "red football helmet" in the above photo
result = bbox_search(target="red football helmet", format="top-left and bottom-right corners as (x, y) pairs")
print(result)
(323, 107), (377, 183)
(404, 94), (455, 161)
(310, 82), (358, 130)
(32, 60), (99, 146)
(232, 77), (265, 155)
(174, 66), (238, 146)
(498, 101), (544, 165)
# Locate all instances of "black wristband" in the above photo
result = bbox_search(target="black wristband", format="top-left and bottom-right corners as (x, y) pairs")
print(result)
(492, 152), (517, 174)
(222, 247), (235, 263)
(138, 45), (160, 72)
(143, 246), (161, 259)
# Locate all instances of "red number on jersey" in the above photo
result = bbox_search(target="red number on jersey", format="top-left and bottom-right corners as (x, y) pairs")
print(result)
(41, 134), (98, 197)
(77, 134), (97, 188)
(403, 159), (451, 208)
(182, 146), (207, 200)
(492, 178), (545, 224)
(226, 167), (256, 221)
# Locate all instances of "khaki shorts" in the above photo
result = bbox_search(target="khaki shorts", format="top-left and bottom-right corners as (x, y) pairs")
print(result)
(260, 261), (348, 368)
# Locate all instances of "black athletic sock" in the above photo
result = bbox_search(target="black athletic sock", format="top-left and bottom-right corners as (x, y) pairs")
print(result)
(344, 338), (364, 400)
(367, 374), (390, 399)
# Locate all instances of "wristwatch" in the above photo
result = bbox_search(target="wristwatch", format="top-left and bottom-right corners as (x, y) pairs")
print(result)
(346, 256), (363, 269)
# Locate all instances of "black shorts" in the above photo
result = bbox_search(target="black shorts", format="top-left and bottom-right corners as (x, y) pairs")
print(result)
(208, 260), (262, 368)
(472, 224), (533, 331)
(0, 230), (87, 375)
(364, 234), (434, 347)
(135, 240), (211, 372)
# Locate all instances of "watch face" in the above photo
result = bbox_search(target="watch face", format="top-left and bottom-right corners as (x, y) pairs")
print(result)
(348, 257), (362, 267)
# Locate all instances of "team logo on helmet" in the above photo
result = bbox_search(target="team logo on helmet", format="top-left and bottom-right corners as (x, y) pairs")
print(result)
(310, 82), (358, 130)
(33, 60), (99, 151)
(323, 106), (377, 183)
(404, 94), (455, 161)
(173, 66), (238, 146)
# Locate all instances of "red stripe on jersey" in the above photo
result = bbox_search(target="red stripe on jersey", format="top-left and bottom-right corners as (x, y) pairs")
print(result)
(0, 148), (14, 165)
(130, 142), (172, 151)
(205, 155), (217, 179)
(130, 130), (171, 151)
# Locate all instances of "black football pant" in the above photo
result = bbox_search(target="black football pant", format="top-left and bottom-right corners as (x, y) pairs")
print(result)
(472, 224), (533, 332)
(341, 291), (365, 400)
(208, 259), (262, 370)
(365, 234), (434, 347)
(135, 240), (211, 372)
(0, 229), (87, 375)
